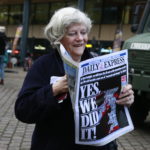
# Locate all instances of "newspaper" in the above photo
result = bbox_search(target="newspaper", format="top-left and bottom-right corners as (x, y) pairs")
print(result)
(57, 44), (134, 146)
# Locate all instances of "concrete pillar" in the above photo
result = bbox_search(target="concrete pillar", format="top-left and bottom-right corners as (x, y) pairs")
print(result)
(20, 0), (30, 65)
(78, 0), (86, 11)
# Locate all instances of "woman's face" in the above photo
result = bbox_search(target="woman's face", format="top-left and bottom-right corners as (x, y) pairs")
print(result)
(60, 23), (88, 62)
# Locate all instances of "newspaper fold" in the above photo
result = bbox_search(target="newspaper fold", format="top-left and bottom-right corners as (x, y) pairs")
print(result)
(57, 44), (134, 146)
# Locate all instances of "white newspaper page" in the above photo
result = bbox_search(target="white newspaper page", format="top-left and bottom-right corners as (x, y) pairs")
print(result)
(58, 44), (79, 106)
(74, 50), (134, 146)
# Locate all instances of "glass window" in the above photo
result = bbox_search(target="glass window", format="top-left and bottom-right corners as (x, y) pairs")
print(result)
(102, 6), (122, 24)
(50, 2), (65, 18)
(33, 3), (49, 24)
(30, 4), (35, 24)
(85, 0), (103, 24)
(101, 0), (124, 24)
(0, 5), (9, 25)
(122, 5), (132, 24)
(9, 5), (22, 25)
(50, 1), (77, 18)
(85, 0), (141, 24)
(65, 1), (77, 7)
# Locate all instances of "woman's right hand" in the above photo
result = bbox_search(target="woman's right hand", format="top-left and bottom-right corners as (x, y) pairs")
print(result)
(52, 75), (69, 96)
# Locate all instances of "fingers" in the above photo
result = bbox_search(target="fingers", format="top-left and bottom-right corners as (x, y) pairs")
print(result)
(52, 75), (69, 96)
(116, 84), (134, 107)
(116, 94), (134, 107)
(63, 75), (67, 80)
(121, 84), (132, 95)
(119, 85), (134, 99)
(61, 75), (68, 91)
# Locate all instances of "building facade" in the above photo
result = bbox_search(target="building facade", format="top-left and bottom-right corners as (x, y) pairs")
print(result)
(0, 0), (146, 49)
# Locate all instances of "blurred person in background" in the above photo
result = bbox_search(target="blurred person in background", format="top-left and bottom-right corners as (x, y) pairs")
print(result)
(0, 26), (7, 85)
(24, 52), (33, 71)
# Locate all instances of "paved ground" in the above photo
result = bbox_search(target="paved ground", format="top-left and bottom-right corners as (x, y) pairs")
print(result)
(0, 67), (150, 150)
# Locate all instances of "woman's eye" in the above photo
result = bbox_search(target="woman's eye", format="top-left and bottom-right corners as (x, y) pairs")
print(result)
(68, 32), (76, 36)
(67, 31), (87, 36)
(81, 31), (87, 35)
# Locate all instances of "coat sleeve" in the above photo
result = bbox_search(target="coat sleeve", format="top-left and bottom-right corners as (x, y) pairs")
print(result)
(14, 57), (63, 124)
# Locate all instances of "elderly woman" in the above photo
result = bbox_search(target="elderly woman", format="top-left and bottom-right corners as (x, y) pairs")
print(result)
(15, 7), (134, 150)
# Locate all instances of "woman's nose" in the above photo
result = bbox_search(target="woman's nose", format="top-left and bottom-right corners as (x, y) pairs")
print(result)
(76, 33), (83, 40)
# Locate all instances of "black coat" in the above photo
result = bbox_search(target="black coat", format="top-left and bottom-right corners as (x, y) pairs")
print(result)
(15, 49), (117, 150)
(0, 32), (6, 55)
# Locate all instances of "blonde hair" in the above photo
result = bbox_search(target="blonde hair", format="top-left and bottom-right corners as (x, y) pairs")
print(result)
(44, 7), (92, 47)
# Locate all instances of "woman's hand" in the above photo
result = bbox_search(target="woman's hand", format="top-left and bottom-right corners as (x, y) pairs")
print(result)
(52, 75), (69, 96)
(116, 84), (134, 107)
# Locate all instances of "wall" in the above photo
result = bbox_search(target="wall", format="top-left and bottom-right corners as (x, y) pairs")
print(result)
(5, 24), (135, 41)
(89, 24), (135, 41)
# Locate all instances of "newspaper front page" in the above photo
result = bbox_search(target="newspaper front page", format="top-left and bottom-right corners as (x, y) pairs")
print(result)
(58, 44), (134, 146)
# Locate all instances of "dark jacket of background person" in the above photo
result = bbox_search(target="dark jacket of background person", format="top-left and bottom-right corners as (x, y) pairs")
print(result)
(0, 32), (7, 55)
(15, 49), (117, 150)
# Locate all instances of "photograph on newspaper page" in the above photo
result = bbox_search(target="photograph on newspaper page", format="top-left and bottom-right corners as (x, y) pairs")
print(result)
(74, 50), (134, 146)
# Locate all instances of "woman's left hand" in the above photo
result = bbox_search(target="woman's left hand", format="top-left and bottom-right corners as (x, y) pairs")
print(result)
(116, 84), (134, 107)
